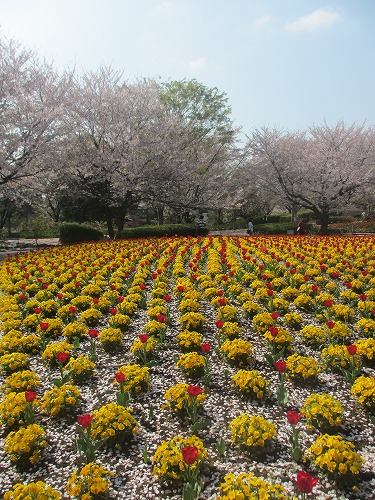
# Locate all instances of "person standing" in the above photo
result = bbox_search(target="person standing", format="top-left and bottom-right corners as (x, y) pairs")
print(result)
(197, 214), (208, 235)
(247, 220), (254, 235)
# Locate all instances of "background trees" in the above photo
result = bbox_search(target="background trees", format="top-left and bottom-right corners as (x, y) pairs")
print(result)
(243, 123), (375, 232)
(0, 33), (374, 236)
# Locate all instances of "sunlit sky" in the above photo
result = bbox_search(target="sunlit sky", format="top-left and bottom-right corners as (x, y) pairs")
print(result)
(1, 0), (374, 135)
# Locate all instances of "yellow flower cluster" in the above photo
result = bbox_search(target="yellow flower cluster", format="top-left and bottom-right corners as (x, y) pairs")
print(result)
(2, 369), (40, 393)
(163, 382), (206, 415)
(301, 392), (344, 430)
(108, 313), (131, 331)
(40, 383), (81, 417)
(179, 311), (206, 331)
(231, 369), (269, 400)
(216, 305), (238, 322)
(115, 363), (150, 394)
(63, 355), (96, 382)
(62, 321), (88, 340)
(356, 318), (375, 337)
(241, 300), (262, 318)
(178, 299), (201, 313)
(4, 480), (61, 500)
(143, 319), (167, 336)
(300, 325), (326, 348)
(321, 344), (361, 372)
(176, 330), (203, 352)
(218, 321), (242, 339)
(355, 337), (375, 363)
(263, 327), (293, 353)
(176, 352), (206, 378)
(153, 434), (207, 480)
(0, 330), (24, 355)
(229, 414), (277, 449)
(307, 434), (364, 476)
(217, 472), (288, 500)
(4, 423), (48, 465)
(286, 353), (321, 383)
(252, 312), (278, 334)
(293, 293), (315, 312)
(351, 376), (375, 410)
(220, 339), (255, 367)
(0, 352), (29, 374)
(66, 462), (114, 499)
(90, 403), (139, 444)
(98, 327), (124, 351)
(331, 304), (355, 322)
(41, 341), (72, 366)
(0, 391), (39, 427)
(283, 312), (303, 330)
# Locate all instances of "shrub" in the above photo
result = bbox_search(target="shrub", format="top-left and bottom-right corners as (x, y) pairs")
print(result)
(59, 223), (103, 245)
(117, 223), (196, 239)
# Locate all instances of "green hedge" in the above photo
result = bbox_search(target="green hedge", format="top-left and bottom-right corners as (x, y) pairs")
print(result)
(116, 224), (197, 239)
(59, 223), (104, 244)
(255, 222), (297, 234)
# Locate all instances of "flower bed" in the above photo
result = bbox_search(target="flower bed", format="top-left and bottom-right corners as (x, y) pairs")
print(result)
(0, 234), (375, 499)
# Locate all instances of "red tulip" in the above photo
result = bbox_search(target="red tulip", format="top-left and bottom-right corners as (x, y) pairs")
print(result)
(215, 320), (224, 329)
(286, 410), (300, 425)
(40, 322), (49, 331)
(270, 312), (279, 320)
(139, 334), (149, 343)
(324, 300), (333, 308)
(274, 359), (287, 372)
(346, 344), (357, 355)
(25, 391), (37, 402)
(293, 470), (318, 494)
(88, 329), (99, 338)
(326, 320), (335, 329)
(181, 446), (199, 465)
(187, 385), (203, 397)
(201, 343), (211, 353)
(78, 413), (93, 429)
(56, 352), (69, 364)
(269, 326), (279, 337)
(115, 371), (125, 383)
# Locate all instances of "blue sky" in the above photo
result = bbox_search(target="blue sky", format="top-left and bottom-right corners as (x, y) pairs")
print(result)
(1, 0), (374, 135)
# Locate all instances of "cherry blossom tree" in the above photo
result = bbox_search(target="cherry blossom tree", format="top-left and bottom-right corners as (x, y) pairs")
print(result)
(0, 36), (73, 187)
(247, 122), (375, 233)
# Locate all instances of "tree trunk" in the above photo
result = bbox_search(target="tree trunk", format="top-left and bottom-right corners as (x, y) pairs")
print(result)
(319, 210), (329, 234)
(157, 206), (164, 225)
(216, 208), (223, 225)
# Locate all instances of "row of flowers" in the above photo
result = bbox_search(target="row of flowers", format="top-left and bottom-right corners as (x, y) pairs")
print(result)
(0, 234), (375, 499)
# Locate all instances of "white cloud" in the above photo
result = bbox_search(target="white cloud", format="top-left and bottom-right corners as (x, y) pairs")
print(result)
(189, 57), (206, 71)
(285, 8), (341, 33)
(252, 16), (271, 29)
